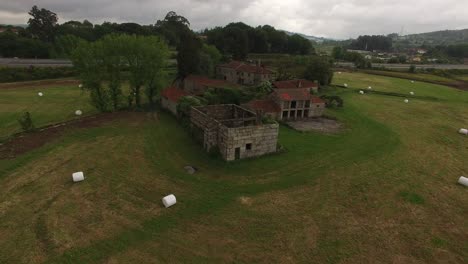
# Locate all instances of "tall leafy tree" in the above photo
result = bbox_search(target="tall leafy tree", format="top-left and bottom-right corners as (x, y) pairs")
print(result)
(303, 56), (334, 86)
(27, 5), (58, 42)
(177, 32), (202, 77)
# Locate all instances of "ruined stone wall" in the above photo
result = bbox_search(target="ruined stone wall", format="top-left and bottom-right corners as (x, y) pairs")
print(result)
(219, 123), (279, 161)
(190, 107), (220, 151)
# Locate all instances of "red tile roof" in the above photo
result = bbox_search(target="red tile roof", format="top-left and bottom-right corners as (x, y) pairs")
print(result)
(246, 99), (281, 113)
(218, 61), (274, 74)
(161, 86), (188, 102)
(277, 90), (312, 101)
(311, 96), (325, 104)
(273, 79), (317, 89)
(185, 75), (236, 88)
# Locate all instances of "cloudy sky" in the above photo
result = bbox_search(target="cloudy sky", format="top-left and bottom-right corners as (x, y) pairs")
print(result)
(1, 0), (467, 39)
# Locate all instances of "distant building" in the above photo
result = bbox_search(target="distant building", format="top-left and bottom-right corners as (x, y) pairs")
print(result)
(272, 79), (325, 120)
(217, 61), (275, 85)
(243, 79), (326, 121)
(190, 104), (279, 161)
(160, 86), (189, 115)
(242, 99), (282, 120)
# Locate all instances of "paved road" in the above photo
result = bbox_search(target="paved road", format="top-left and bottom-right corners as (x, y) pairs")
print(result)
(0, 58), (73, 67)
(336, 62), (468, 70)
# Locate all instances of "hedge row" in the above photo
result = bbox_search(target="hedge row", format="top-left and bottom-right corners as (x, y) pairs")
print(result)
(0, 67), (76, 83)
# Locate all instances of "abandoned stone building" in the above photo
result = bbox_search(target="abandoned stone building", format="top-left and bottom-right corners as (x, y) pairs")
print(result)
(217, 61), (275, 85)
(190, 104), (279, 161)
(243, 79), (326, 121)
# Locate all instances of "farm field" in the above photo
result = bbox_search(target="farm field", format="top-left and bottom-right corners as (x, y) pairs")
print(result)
(0, 73), (467, 263)
(0, 80), (95, 140)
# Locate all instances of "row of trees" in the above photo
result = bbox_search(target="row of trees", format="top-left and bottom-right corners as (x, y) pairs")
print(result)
(204, 23), (314, 59)
(71, 34), (169, 111)
(347, 35), (393, 52)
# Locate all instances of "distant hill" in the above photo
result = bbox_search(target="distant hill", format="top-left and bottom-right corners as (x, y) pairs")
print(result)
(282, 30), (334, 43)
(398, 28), (468, 46)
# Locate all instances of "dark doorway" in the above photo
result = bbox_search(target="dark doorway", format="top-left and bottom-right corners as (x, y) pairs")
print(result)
(235, 147), (241, 160)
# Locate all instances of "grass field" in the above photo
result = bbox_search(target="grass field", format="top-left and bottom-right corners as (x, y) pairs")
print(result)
(0, 73), (467, 263)
(0, 83), (95, 140)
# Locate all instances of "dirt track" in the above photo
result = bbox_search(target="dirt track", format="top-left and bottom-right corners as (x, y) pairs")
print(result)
(0, 112), (141, 159)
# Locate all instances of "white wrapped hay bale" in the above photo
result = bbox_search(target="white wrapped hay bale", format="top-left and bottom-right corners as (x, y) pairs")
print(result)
(459, 128), (468, 135)
(338, 72), (342, 74)
(162, 194), (177, 208)
(359, 90), (364, 94)
(410, 91), (415, 95)
(367, 86), (372, 90)
(404, 99), (409, 103)
(38, 92), (43, 97)
(72, 171), (85, 182)
(75, 110), (83, 116)
(78, 84), (83, 88)
(411, 80), (415, 83)
(344, 83), (348, 88)
(458, 176), (468, 187)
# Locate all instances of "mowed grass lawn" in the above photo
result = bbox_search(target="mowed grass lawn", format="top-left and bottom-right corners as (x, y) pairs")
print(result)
(0, 83), (95, 140)
(0, 73), (467, 263)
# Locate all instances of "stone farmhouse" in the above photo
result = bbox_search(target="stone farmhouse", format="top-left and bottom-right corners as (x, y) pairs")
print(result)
(217, 61), (275, 85)
(243, 79), (326, 121)
(190, 105), (279, 161)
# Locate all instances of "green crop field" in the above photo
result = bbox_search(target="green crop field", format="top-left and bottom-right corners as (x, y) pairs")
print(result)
(0, 82), (95, 140)
(0, 72), (467, 263)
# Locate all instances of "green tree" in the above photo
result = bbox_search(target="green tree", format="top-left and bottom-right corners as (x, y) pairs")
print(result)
(197, 44), (222, 77)
(18, 112), (35, 132)
(27, 5), (58, 42)
(177, 32), (202, 77)
(332, 46), (345, 60)
(72, 41), (109, 111)
(52, 34), (86, 58)
(303, 56), (334, 85)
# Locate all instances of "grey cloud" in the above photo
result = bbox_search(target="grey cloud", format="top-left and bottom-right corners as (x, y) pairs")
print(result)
(0, 0), (467, 38)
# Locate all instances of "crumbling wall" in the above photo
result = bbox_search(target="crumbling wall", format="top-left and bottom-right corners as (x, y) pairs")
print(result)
(190, 107), (220, 151)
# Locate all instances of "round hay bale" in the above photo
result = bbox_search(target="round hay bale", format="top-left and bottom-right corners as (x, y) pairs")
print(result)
(458, 176), (468, 187)
(404, 99), (409, 103)
(411, 80), (415, 83)
(184, 165), (196, 174)
(367, 86), (372, 90)
(344, 83), (348, 88)
(162, 194), (177, 208)
(38, 92), (43, 97)
(78, 84), (83, 88)
(459, 128), (468, 135)
(72, 171), (85, 182)
(75, 110), (83, 116)
(410, 91), (415, 95)
(359, 90), (364, 94)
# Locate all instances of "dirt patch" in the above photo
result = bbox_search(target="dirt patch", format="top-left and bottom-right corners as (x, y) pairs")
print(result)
(0, 112), (143, 159)
(0, 78), (79, 90)
(286, 117), (343, 133)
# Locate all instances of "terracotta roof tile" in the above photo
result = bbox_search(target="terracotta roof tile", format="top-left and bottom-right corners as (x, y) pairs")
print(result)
(273, 79), (317, 89)
(246, 99), (281, 113)
(161, 86), (188, 102)
(185, 75), (237, 88)
(276, 90), (311, 101)
(311, 96), (325, 104)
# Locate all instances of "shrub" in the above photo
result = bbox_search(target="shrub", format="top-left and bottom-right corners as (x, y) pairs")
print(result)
(408, 64), (416, 73)
(17, 112), (35, 132)
(0, 67), (76, 83)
